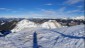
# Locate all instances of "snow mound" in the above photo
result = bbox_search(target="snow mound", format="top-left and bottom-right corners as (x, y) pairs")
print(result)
(12, 19), (37, 32)
(41, 20), (62, 29)
(0, 25), (85, 48)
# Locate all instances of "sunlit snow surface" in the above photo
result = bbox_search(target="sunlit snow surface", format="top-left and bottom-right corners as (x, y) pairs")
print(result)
(12, 19), (62, 32)
(0, 25), (85, 48)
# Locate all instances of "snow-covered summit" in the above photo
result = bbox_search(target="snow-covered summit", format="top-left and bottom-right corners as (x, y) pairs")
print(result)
(41, 20), (62, 29)
(12, 19), (62, 32)
(12, 19), (38, 32)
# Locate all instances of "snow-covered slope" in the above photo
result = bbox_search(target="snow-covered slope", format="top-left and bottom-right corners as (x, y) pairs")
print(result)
(41, 20), (62, 29)
(12, 19), (38, 32)
(0, 25), (85, 48)
(12, 19), (62, 32)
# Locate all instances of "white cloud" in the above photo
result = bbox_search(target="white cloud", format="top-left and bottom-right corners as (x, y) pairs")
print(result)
(58, 7), (66, 12)
(77, 5), (84, 9)
(0, 8), (12, 11)
(41, 9), (56, 15)
(44, 3), (53, 5)
(0, 8), (20, 13)
(77, 6), (83, 8)
(66, 9), (84, 14)
(0, 7), (83, 18)
(65, 0), (84, 5)
(24, 7), (71, 18)
(33, 7), (84, 18)
(0, 8), (6, 10)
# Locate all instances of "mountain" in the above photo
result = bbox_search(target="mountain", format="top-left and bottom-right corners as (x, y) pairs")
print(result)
(0, 25), (85, 48)
(71, 16), (85, 20)
(12, 19), (62, 32)
(41, 20), (62, 29)
(12, 19), (38, 32)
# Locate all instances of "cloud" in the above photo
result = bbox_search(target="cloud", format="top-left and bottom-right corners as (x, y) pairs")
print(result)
(41, 9), (56, 15)
(31, 7), (84, 18)
(24, 7), (71, 18)
(0, 8), (21, 13)
(44, 3), (53, 5)
(0, 7), (83, 18)
(67, 10), (79, 13)
(65, 0), (84, 5)
(0, 8), (12, 11)
(77, 5), (84, 9)
(0, 8), (6, 10)
(66, 9), (84, 14)
(58, 7), (66, 12)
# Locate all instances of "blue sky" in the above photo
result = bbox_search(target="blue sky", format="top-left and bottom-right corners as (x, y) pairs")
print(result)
(0, 0), (84, 18)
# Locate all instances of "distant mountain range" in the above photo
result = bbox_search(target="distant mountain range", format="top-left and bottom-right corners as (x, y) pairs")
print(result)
(0, 16), (84, 20)
(0, 17), (85, 30)
(71, 16), (85, 20)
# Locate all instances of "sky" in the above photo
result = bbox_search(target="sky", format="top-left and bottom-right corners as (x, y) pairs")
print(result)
(0, 0), (84, 18)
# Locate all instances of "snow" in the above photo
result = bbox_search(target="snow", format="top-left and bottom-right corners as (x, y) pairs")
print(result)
(41, 20), (62, 29)
(12, 19), (62, 32)
(12, 19), (38, 32)
(0, 25), (85, 48)
(71, 16), (85, 20)
(0, 22), (5, 25)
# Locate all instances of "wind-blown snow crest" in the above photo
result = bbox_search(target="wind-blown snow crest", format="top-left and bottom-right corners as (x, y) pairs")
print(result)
(0, 25), (85, 48)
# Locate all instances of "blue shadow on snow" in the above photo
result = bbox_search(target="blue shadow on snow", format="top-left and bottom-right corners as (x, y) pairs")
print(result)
(33, 32), (39, 48)
(51, 30), (85, 39)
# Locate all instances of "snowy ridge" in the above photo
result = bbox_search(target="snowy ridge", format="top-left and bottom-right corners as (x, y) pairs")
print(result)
(12, 19), (38, 32)
(0, 25), (85, 48)
(12, 19), (62, 32)
(41, 20), (62, 29)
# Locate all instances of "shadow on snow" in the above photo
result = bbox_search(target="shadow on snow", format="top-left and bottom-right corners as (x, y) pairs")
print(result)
(33, 32), (39, 48)
(51, 30), (85, 39)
